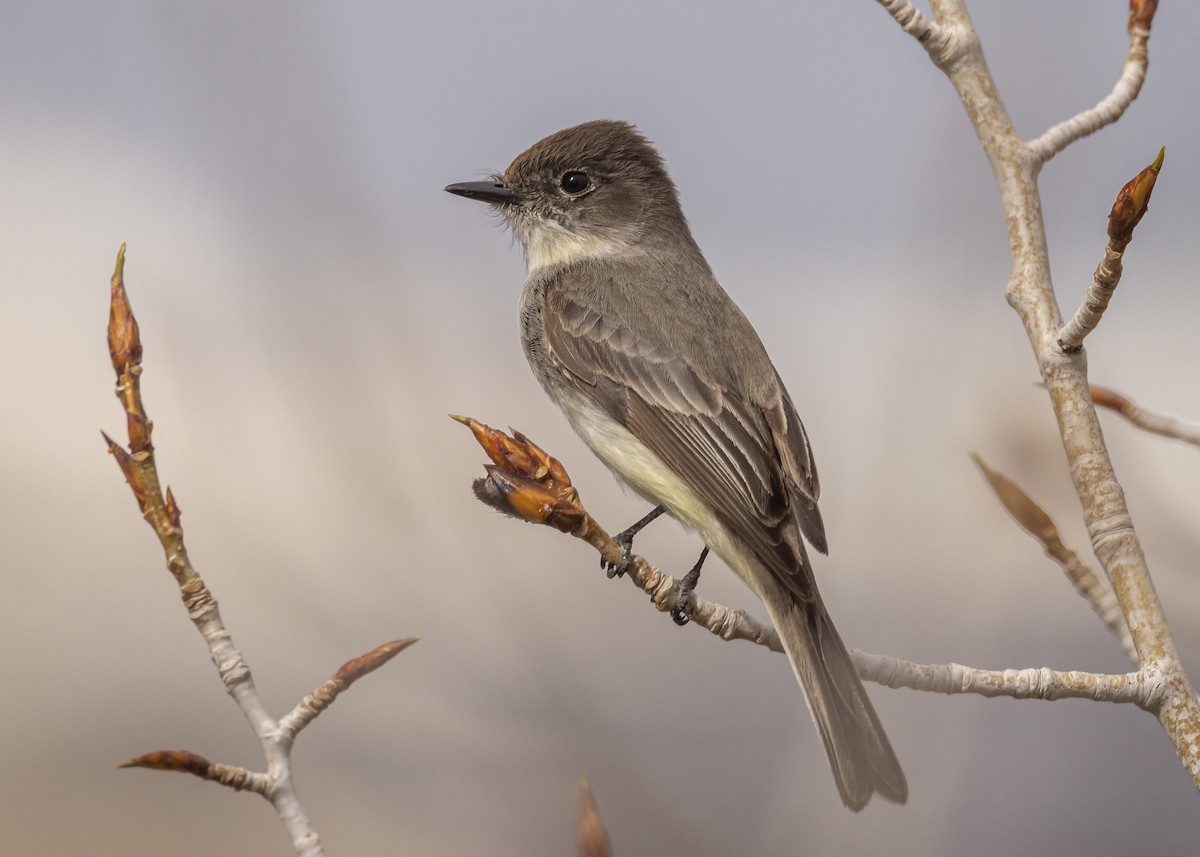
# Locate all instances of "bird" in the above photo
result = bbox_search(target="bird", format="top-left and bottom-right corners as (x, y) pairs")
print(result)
(445, 119), (906, 810)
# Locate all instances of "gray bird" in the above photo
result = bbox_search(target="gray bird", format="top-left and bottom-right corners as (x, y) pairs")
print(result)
(446, 119), (906, 810)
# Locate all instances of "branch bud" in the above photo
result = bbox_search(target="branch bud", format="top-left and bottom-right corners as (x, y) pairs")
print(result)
(103, 431), (150, 513)
(1129, 0), (1158, 31)
(333, 637), (420, 686)
(1108, 147), (1164, 245)
(107, 244), (141, 378)
(119, 749), (211, 777)
(455, 416), (586, 532)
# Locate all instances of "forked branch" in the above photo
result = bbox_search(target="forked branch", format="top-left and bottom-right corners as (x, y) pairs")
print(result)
(104, 246), (417, 856)
(875, 0), (1200, 791)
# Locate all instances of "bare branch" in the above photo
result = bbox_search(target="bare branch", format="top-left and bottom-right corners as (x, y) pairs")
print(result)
(119, 751), (269, 794)
(107, 246), (344, 856)
(1028, 3), (1156, 163)
(1092, 385), (1200, 449)
(281, 638), (421, 739)
(882, 0), (1200, 790)
(1056, 245), (1126, 353)
(455, 416), (786, 652)
(1058, 149), (1164, 352)
(855, 653), (1159, 707)
(971, 454), (1134, 661)
(873, 0), (950, 57)
(457, 420), (1181, 709)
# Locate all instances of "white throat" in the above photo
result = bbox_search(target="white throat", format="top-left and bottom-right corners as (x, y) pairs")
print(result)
(518, 218), (639, 273)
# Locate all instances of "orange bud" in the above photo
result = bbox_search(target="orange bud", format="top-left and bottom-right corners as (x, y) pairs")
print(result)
(1129, 0), (1157, 31)
(452, 414), (538, 475)
(1108, 147), (1164, 244)
(103, 431), (149, 512)
(107, 244), (142, 379)
(333, 637), (420, 686)
(484, 466), (584, 533)
(1091, 384), (1134, 417)
(512, 429), (572, 490)
(119, 749), (211, 778)
(971, 454), (1060, 548)
(165, 486), (182, 528)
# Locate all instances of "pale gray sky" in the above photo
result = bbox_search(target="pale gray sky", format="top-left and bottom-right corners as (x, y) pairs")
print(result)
(3, 2), (1200, 855)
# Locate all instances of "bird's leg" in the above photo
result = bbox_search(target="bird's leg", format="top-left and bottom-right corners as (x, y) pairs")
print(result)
(670, 547), (708, 626)
(603, 505), (666, 578)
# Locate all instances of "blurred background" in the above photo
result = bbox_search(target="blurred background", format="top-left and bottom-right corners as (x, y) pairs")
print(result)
(4, 1), (1200, 854)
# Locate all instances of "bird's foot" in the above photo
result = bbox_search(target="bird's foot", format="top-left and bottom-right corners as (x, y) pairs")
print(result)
(669, 547), (709, 626)
(602, 505), (665, 578)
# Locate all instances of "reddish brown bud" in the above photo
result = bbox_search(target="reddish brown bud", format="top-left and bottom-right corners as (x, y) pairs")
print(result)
(333, 637), (420, 687)
(164, 486), (182, 528)
(1108, 147), (1164, 245)
(119, 749), (211, 778)
(103, 431), (149, 512)
(457, 416), (586, 531)
(106, 244), (153, 452)
(483, 465), (584, 533)
(107, 244), (142, 379)
(971, 454), (1060, 548)
(512, 428), (572, 490)
(1091, 384), (1134, 417)
(1129, 0), (1157, 31)
(451, 414), (537, 475)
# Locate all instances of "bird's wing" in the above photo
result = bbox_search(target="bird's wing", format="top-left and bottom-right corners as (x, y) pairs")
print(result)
(542, 268), (825, 599)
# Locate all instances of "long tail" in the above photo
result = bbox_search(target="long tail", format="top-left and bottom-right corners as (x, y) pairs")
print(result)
(756, 570), (907, 810)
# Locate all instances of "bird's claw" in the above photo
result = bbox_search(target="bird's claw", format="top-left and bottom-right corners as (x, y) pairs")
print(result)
(603, 507), (664, 579)
(669, 546), (707, 626)
(669, 587), (693, 626)
(602, 531), (637, 578)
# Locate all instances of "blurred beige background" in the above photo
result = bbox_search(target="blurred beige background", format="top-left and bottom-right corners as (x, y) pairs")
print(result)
(4, 2), (1200, 854)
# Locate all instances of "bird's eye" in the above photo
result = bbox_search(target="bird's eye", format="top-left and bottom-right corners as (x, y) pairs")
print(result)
(559, 171), (591, 194)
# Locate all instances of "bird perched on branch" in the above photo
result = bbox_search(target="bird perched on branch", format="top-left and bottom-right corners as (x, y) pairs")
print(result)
(446, 119), (906, 810)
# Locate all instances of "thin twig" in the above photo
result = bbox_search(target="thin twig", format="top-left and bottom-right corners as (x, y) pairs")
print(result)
(105, 247), (416, 855)
(1058, 149), (1164, 352)
(1093, 385), (1200, 449)
(855, 653), (1160, 707)
(119, 751), (270, 794)
(1028, 6), (1155, 164)
(971, 454), (1135, 661)
(280, 638), (420, 739)
(105, 245), (324, 856)
(873, 0), (946, 53)
(457, 419), (1175, 704)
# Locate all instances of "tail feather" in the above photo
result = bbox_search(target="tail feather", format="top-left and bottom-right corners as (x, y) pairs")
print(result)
(756, 571), (907, 810)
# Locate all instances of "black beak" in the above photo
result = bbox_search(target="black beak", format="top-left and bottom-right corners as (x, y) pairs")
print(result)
(444, 181), (524, 205)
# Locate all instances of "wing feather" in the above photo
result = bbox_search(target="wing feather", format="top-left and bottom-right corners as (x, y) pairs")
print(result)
(543, 269), (825, 598)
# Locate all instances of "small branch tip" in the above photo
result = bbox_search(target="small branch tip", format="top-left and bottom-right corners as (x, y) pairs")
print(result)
(1108, 147), (1164, 242)
(1129, 0), (1158, 31)
(113, 244), (126, 281)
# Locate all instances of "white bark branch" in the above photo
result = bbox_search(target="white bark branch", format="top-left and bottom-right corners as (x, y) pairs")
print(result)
(855, 653), (1161, 706)
(1057, 245), (1124, 352)
(106, 247), (414, 856)
(876, 0), (1200, 791)
(563, 497), (1159, 705)
(1028, 24), (1150, 164)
